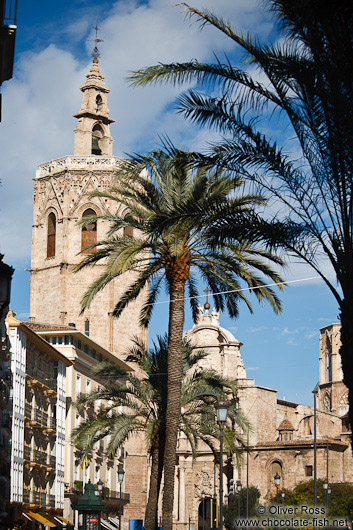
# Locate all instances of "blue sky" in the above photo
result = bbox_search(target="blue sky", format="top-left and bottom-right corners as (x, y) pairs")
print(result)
(1, 0), (340, 405)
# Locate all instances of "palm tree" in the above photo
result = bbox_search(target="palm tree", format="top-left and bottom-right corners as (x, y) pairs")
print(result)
(72, 335), (249, 530)
(129, 2), (353, 438)
(75, 147), (284, 530)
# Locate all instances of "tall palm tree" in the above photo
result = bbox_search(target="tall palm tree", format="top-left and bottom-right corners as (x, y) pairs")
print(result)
(75, 147), (284, 530)
(129, 2), (353, 438)
(72, 335), (249, 530)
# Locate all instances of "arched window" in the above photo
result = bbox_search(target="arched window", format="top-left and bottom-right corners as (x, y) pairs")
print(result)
(96, 95), (103, 112)
(47, 213), (56, 258)
(323, 392), (331, 411)
(81, 209), (97, 253)
(339, 392), (349, 416)
(91, 124), (103, 155)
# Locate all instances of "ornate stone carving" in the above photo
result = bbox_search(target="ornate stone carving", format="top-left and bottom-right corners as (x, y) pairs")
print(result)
(194, 469), (213, 498)
(36, 156), (120, 178)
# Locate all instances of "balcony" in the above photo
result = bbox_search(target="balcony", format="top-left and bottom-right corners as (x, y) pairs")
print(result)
(40, 492), (46, 507)
(23, 445), (31, 461)
(33, 449), (47, 466)
(65, 483), (130, 507)
(23, 490), (30, 504)
(47, 454), (56, 470)
(24, 402), (32, 419)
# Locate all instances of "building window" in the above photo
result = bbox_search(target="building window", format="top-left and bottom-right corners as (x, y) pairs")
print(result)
(305, 465), (313, 477)
(85, 319), (90, 337)
(339, 392), (349, 416)
(91, 124), (103, 155)
(323, 393), (331, 412)
(47, 213), (56, 258)
(81, 209), (97, 253)
(96, 95), (103, 113)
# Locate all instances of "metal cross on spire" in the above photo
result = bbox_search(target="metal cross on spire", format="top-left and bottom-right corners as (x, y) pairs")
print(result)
(203, 287), (211, 310)
(92, 23), (104, 63)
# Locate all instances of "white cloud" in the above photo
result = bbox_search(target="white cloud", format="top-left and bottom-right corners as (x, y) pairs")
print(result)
(247, 325), (269, 333)
(0, 0), (274, 265)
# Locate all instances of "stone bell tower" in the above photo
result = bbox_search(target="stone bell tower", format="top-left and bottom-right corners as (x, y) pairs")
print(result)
(73, 54), (114, 157)
(29, 50), (147, 356)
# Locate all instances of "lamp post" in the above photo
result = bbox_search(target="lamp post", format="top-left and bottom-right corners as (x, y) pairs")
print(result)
(236, 480), (242, 518)
(323, 479), (328, 508)
(0, 255), (14, 319)
(313, 384), (319, 508)
(117, 464), (125, 530)
(215, 396), (229, 530)
(97, 479), (103, 498)
(274, 473), (281, 505)
(202, 491), (206, 530)
(281, 490), (285, 506)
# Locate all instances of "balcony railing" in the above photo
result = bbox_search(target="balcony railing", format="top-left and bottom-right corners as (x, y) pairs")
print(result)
(23, 445), (31, 461)
(26, 366), (57, 391)
(49, 416), (56, 430)
(108, 491), (130, 502)
(40, 492), (46, 507)
(33, 449), (47, 465)
(24, 402), (32, 419)
(23, 490), (30, 503)
(49, 455), (56, 468)
(49, 494), (55, 508)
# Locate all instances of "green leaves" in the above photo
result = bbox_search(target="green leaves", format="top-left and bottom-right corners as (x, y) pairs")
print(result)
(76, 145), (284, 322)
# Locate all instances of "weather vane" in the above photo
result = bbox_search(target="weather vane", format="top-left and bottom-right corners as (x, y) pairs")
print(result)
(203, 287), (211, 310)
(92, 23), (104, 63)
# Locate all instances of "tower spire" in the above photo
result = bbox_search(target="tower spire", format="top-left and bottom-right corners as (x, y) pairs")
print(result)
(73, 27), (115, 157)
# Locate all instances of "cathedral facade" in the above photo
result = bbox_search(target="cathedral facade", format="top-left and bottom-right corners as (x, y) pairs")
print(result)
(25, 55), (352, 530)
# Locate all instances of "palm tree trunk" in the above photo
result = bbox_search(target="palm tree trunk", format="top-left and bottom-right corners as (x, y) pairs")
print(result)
(145, 428), (166, 530)
(162, 278), (186, 530)
(339, 295), (353, 445)
(145, 439), (161, 530)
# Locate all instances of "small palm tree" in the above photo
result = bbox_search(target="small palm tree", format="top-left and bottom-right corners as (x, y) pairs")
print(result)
(71, 336), (249, 530)
(75, 146), (283, 530)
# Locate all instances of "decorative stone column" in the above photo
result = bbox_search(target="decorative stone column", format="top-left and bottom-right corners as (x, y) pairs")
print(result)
(179, 463), (186, 523)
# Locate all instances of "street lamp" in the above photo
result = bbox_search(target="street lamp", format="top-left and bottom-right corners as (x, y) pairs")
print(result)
(0, 255), (14, 319)
(323, 479), (328, 507)
(281, 490), (285, 506)
(274, 473), (281, 505)
(202, 491), (206, 530)
(97, 479), (103, 498)
(215, 396), (229, 530)
(117, 464), (125, 530)
(236, 480), (242, 518)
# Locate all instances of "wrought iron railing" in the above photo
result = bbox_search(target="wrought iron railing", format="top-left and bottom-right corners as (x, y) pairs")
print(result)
(40, 492), (46, 507)
(49, 494), (55, 507)
(23, 490), (30, 503)
(24, 402), (32, 419)
(23, 445), (31, 460)
(50, 416), (56, 430)
(108, 491), (130, 502)
(49, 455), (56, 468)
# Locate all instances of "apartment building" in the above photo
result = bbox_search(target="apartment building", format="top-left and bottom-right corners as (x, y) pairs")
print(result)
(26, 322), (132, 523)
(6, 312), (71, 528)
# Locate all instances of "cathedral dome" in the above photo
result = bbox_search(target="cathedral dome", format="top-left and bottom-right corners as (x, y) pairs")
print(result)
(278, 418), (294, 431)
